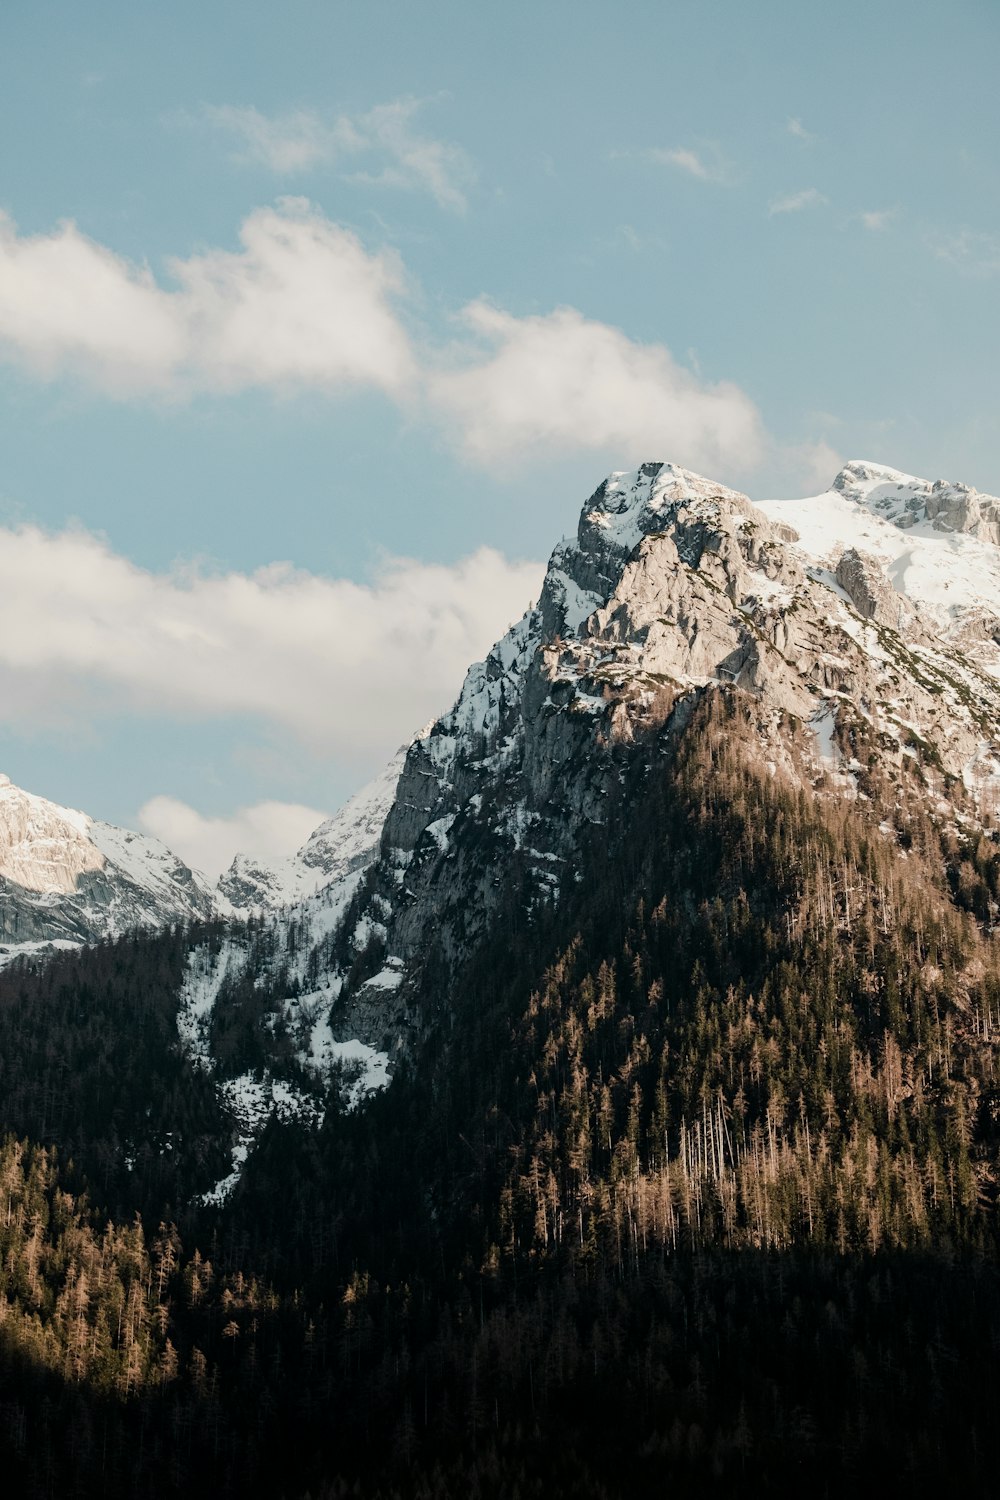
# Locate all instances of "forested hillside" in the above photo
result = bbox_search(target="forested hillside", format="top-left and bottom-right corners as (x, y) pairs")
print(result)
(1, 689), (999, 1495)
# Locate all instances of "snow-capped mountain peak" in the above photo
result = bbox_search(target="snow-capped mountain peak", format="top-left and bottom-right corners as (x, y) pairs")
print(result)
(758, 459), (1000, 632)
(315, 456), (1000, 1063)
(0, 776), (216, 950)
(0, 775), (104, 896)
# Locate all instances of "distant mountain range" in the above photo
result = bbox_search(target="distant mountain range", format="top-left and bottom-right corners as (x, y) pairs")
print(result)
(0, 742), (409, 958)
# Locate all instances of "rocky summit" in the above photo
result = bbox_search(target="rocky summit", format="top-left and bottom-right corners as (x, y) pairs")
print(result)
(323, 458), (1000, 1057)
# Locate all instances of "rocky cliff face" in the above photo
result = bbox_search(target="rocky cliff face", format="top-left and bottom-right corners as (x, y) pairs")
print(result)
(320, 458), (1000, 1058)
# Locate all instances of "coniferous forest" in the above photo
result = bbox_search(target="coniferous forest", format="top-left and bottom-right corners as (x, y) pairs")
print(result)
(2, 691), (1000, 1496)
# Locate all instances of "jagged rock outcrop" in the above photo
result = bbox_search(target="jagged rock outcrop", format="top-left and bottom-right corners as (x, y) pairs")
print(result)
(321, 459), (1000, 1058)
(924, 479), (1000, 544)
(834, 548), (901, 628)
(832, 459), (1000, 545)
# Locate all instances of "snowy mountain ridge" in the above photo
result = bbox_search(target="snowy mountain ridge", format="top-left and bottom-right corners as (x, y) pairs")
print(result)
(311, 457), (1000, 1065)
(216, 739), (414, 913)
(0, 773), (216, 951)
(0, 739), (411, 957)
(7, 455), (1000, 1199)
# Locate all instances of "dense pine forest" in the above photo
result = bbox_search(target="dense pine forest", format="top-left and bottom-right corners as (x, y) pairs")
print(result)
(2, 690), (1000, 1496)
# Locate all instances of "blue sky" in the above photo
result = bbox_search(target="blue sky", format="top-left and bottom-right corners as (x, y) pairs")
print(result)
(0, 0), (997, 873)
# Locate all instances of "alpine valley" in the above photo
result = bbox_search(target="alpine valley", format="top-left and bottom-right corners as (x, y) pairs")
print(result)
(3, 460), (1000, 1497)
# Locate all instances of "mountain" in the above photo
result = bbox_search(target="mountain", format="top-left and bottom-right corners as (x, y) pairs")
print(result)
(0, 739), (411, 961)
(4, 458), (1000, 1497)
(216, 739), (411, 912)
(71, 450), (997, 1213)
(13, 454), (998, 988)
(0, 772), (216, 954)
(312, 457), (1000, 1058)
(7, 454), (1000, 1144)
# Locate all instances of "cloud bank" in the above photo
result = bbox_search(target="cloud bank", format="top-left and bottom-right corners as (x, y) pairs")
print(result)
(0, 201), (773, 479)
(768, 188), (827, 216)
(0, 522), (542, 759)
(430, 301), (765, 472)
(0, 201), (414, 397)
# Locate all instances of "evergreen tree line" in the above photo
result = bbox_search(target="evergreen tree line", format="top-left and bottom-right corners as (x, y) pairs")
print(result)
(1, 688), (1000, 1494)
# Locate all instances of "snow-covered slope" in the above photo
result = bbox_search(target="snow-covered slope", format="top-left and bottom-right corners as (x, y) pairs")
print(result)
(0, 774), (216, 952)
(757, 460), (1000, 633)
(0, 730), (416, 959)
(217, 740), (412, 912)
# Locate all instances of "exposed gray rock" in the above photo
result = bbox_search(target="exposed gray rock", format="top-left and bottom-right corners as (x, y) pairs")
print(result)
(925, 479), (1000, 545)
(835, 548), (901, 628)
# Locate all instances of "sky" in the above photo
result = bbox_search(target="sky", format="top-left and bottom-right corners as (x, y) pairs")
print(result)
(0, 0), (998, 875)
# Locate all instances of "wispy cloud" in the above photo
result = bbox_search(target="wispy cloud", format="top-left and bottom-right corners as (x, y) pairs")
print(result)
(645, 143), (730, 184)
(787, 117), (815, 143)
(651, 147), (712, 180)
(769, 187), (828, 216)
(859, 208), (895, 232)
(203, 97), (475, 212)
(203, 105), (357, 173)
(930, 227), (1000, 277)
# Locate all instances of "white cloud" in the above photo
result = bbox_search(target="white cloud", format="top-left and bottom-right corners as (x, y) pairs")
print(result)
(0, 522), (543, 762)
(768, 188), (828, 215)
(787, 117), (814, 142)
(860, 208), (894, 232)
(170, 200), (414, 392)
(0, 202), (778, 480)
(203, 106), (359, 173)
(428, 301), (765, 474)
(651, 147), (712, 180)
(0, 200), (414, 396)
(645, 144), (729, 183)
(205, 97), (475, 211)
(0, 212), (185, 393)
(349, 99), (475, 212)
(930, 227), (1000, 277)
(137, 796), (326, 879)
